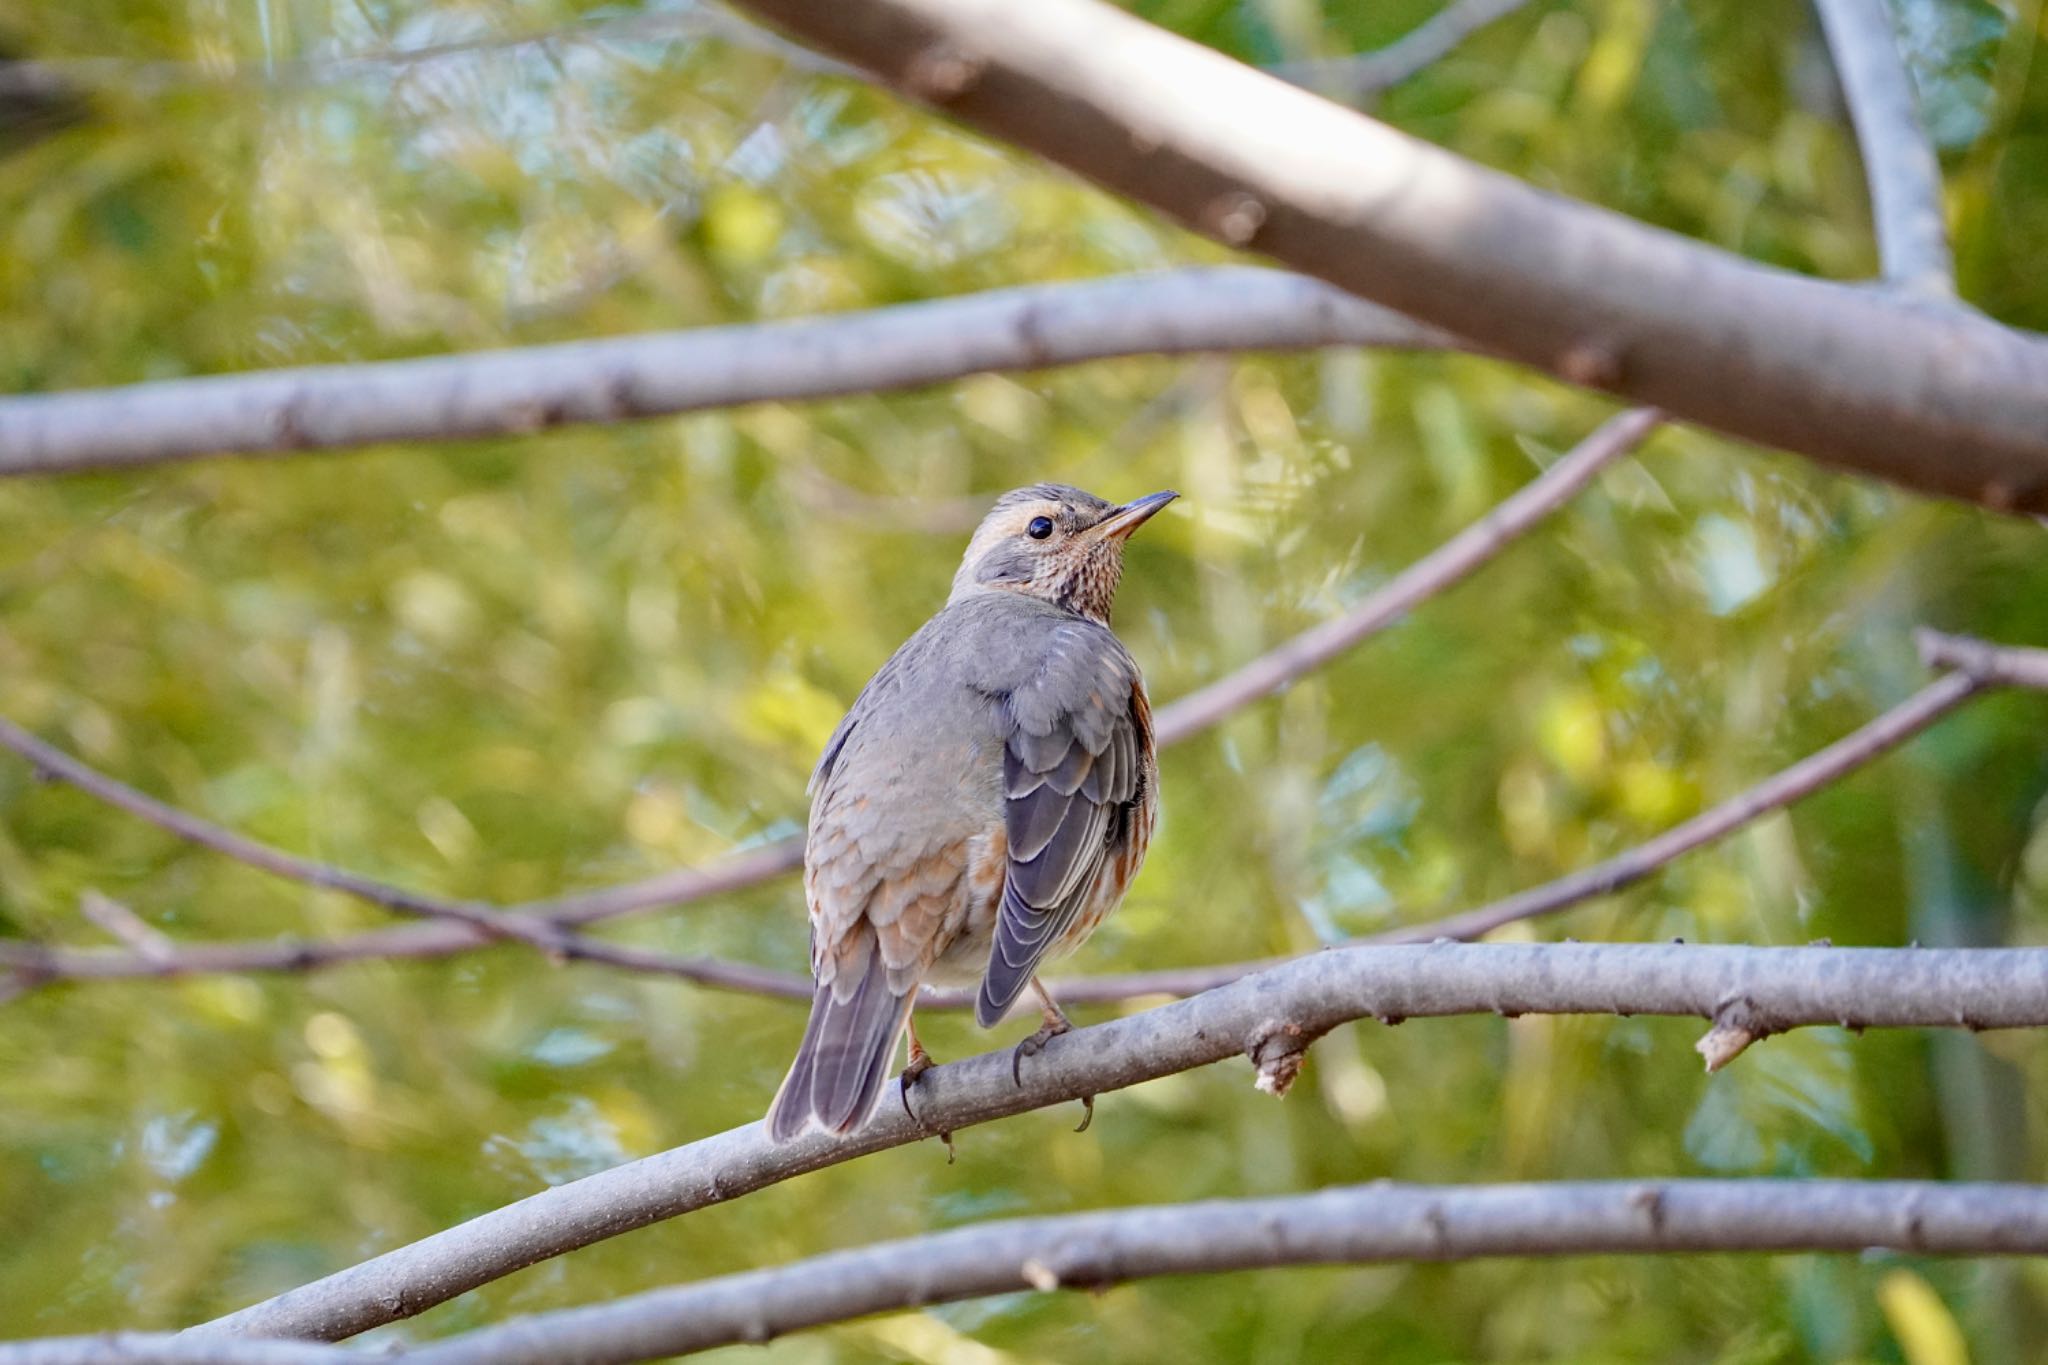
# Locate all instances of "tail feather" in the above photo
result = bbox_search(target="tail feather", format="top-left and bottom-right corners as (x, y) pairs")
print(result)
(766, 938), (915, 1143)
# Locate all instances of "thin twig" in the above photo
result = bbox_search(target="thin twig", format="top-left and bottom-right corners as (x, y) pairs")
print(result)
(0, 269), (1455, 477)
(77, 891), (175, 962)
(1152, 407), (1658, 743)
(1917, 626), (2048, 689)
(1811, 0), (1956, 297)
(0, 1340), (334, 1365)
(1269, 0), (1538, 103)
(191, 941), (2048, 1341)
(0, 714), (805, 992)
(0, 5), (856, 102)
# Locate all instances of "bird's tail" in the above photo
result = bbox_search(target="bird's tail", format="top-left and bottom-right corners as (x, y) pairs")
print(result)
(766, 933), (915, 1144)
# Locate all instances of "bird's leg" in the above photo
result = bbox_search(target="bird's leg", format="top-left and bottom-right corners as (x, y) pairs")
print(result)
(899, 1011), (955, 1161)
(1011, 977), (1095, 1132)
(903, 1012), (936, 1086)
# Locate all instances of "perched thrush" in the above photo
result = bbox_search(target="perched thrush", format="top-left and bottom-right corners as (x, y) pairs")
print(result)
(766, 483), (1175, 1143)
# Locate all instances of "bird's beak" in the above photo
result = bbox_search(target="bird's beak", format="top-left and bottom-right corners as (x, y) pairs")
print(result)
(1090, 490), (1179, 542)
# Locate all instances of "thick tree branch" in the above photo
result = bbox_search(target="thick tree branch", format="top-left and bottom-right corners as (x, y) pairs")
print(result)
(1270, 0), (1538, 103)
(0, 269), (1451, 476)
(1811, 0), (1956, 296)
(731, 0), (2048, 513)
(193, 941), (2048, 1341)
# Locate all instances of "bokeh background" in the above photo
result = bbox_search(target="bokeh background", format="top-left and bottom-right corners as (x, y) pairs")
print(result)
(2, 0), (2047, 1359)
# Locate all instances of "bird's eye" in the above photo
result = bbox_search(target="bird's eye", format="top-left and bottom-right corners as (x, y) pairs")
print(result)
(1027, 516), (1055, 540)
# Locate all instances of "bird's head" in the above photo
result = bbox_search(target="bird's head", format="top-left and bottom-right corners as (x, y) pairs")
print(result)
(949, 483), (1178, 624)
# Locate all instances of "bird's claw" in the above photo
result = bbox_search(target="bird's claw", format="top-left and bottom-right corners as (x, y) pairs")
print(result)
(1073, 1094), (1095, 1133)
(899, 1047), (933, 1121)
(1009, 1015), (1073, 1086)
(899, 1043), (955, 1159)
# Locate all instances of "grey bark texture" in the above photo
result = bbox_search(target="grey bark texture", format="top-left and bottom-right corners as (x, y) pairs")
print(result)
(193, 941), (2048, 1342)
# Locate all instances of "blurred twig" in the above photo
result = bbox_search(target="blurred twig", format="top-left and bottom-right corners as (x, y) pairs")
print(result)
(1269, 0), (1537, 104)
(1151, 408), (1658, 740)
(1811, 0), (1956, 298)
(0, 715), (811, 995)
(190, 940), (2048, 1341)
(0, 5), (856, 102)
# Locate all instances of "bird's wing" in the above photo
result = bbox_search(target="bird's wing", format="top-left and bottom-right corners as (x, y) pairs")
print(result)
(978, 621), (1144, 1026)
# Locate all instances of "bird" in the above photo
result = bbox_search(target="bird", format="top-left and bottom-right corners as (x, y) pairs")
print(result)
(766, 483), (1175, 1144)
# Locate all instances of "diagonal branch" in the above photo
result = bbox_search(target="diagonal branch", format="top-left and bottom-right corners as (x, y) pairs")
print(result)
(0, 715), (806, 993)
(192, 941), (2048, 1341)
(1269, 0), (1538, 103)
(1811, 0), (1956, 297)
(0, 269), (1453, 477)
(731, 0), (2048, 513)
(992, 662), (1998, 1005)
(1153, 407), (1657, 741)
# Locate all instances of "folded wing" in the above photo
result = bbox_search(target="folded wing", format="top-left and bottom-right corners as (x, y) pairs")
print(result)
(976, 623), (1143, 1026)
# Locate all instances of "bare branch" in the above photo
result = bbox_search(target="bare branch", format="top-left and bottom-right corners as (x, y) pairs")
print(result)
(24, 1178), (2048, 1363)
(731, 0), (2048, 514)
(77, 891), (176, 962)
(0, 714), (809, 994)
(1916, 626), (2048, 690)
(0, 269), (1454, 477)
(0, 1340), (336, 1365)
(0, 5), (856, 100)
(0, 932), (810, 998)
(1812, 0), (1956, 297)
(1153, 407), (1659, 743)
(1269, 0), (1537, 103)
(193, 941), (2048, 1341)
(409, 1179), (2048, 1363)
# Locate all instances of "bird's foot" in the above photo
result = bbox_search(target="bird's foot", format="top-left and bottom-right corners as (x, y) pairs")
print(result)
(1009, 1012), (1072, 1086)
(1013, 979), (1093, 1130)
(899, 1039), (955, 1161)
(899, 1037), (935, 1122)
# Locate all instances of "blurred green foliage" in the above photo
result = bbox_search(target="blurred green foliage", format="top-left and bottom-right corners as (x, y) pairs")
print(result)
(0, 0), (2045, 1360)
